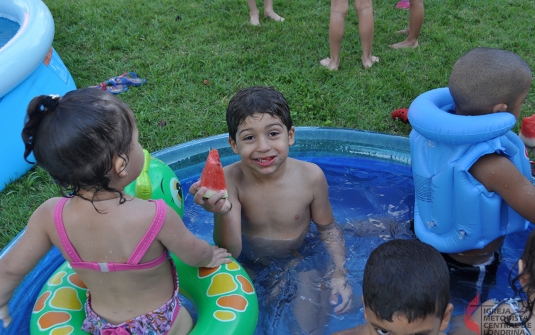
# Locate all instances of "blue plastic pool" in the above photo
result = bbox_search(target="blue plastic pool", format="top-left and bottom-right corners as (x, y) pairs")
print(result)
(0, 18), (19, 48)
(0, 127), (529, 334)
(0, 0), (76, 192)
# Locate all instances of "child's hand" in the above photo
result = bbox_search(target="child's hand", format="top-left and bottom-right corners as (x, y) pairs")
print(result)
(0, 304), (12, 328)
(189, 181), (231, 215)
(204, 246), (232, 268)
(329, 271), (353, 314)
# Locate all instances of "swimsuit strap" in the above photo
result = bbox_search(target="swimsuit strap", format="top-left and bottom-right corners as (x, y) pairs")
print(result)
(55, 198), (169, 272)
(127, 199), (167, 265)
(54, 198), (84, 262)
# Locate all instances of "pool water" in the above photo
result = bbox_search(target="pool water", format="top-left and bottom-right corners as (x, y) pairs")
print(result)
(0, 18), (19, 49)
(180, 155), (529, 334)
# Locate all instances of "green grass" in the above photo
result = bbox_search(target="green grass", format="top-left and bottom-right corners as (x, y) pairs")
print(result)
(1, 0), (535, 248)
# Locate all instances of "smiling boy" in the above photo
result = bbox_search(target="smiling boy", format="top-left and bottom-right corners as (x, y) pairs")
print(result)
(190, 86), (352, 334)
(332, 239), (453, 335)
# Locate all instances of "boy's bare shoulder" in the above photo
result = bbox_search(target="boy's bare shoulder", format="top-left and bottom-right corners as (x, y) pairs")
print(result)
(289, 158), (325, 178)
(224, 160), (244, 178)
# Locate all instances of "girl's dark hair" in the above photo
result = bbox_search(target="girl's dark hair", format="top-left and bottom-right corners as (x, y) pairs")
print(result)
(226, 86), (293, 142)
(505, 229), (535, 327)
(22, 88), (135, 206)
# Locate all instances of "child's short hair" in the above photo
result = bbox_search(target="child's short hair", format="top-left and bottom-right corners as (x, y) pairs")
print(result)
(449, 47), (532, 116)
(363, 239), (450, 322)
(22, 88), (135, 199)
(226, 86), (293, 141)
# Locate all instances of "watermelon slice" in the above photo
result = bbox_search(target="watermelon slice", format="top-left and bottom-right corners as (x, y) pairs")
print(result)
(199, 149), (228, 199)
(520, 114), (535, 147)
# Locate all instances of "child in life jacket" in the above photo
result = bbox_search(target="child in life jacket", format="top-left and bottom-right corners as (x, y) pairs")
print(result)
(410, 48), (535, 267)
(0, 88), (231, 335)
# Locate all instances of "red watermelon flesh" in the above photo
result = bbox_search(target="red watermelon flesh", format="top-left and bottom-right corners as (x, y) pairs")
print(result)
(200, 149), (228, 199)
(520, 114), (535, 147)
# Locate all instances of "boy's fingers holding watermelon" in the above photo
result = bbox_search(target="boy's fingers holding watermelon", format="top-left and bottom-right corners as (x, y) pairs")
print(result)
(192, 186), (210, 204)
(205, 194), (228, 212)
(188, 180), (202, 196)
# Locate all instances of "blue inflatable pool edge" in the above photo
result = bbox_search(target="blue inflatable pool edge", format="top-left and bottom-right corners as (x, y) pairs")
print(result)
(0, 0), (77, 193)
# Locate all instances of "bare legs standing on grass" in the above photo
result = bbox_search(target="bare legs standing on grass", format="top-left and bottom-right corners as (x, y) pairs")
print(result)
(247, 0), (284, 26)
(320, 0), (379, 70)
(389, 0), (423, 49)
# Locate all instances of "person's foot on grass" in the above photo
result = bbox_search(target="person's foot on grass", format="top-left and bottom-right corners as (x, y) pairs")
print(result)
(264, 10), (284, 22)
(362, 55), (380, 69)
(389, 39), (418, 49)
(320, 58), (339, 71)
(397, 28), (409, 35)
(250, 9), (260, 26)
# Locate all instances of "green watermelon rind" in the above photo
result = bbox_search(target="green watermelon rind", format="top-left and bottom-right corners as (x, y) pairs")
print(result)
(520, 133), (535, 148)
(202, 189), (229, 199)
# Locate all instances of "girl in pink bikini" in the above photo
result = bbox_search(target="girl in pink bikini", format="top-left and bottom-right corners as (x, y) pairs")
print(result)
(0, 88), (232, 335)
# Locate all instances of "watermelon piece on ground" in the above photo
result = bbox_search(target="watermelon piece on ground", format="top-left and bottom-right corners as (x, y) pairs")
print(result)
(520, 114), (535, 147)
(200, 149), (228, 199)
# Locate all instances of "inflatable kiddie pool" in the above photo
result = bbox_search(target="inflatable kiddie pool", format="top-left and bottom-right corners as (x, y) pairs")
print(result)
(1, 128), (531, 334)
(0, 0), (76, 192)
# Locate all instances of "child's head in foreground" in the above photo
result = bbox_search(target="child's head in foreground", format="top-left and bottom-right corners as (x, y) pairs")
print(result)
(22, 88), (137, 202)
(226, 86), (293, 142)
(362, 239), (453, 335)
(449, 47), (532, 117)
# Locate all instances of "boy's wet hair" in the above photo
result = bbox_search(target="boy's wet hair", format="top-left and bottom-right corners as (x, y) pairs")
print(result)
(508, 229), (535, 326)
(226, 86), (293, 142)
(449, 47), (532, 116)
(363, 239), (450, 322)
(22, 88), (135, 204)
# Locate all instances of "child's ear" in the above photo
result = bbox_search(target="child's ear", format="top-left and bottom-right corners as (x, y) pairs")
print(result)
(113, 154), (128, 178)
(491, 103), (508, 113)
(439, 303), (454, 332)
(228, 136), (239, 154)
(362, 297), (368, 321)
(288, 126), (296, 146)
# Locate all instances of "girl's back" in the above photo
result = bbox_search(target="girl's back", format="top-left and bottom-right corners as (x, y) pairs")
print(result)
(47, 196), (175, 323)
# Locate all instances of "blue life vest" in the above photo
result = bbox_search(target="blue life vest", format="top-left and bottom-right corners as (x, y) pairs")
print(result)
(409, 87), (531, 253)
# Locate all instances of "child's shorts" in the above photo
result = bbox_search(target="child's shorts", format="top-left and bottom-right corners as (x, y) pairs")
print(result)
(443, 252), (500, 303)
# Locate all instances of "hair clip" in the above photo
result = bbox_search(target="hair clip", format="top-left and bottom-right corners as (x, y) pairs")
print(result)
(40, 94), (61, 112)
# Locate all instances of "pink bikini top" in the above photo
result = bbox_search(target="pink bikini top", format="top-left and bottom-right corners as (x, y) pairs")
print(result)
(54, 198), (168, 272)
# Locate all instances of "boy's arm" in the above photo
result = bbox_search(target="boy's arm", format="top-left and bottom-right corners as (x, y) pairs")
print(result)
(213, 165), (243, 258)
(213, 198), (242, 258)
(470, 153), (535, 223)
(188, 172), (242, 258)
(310, 166), (352, 314)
